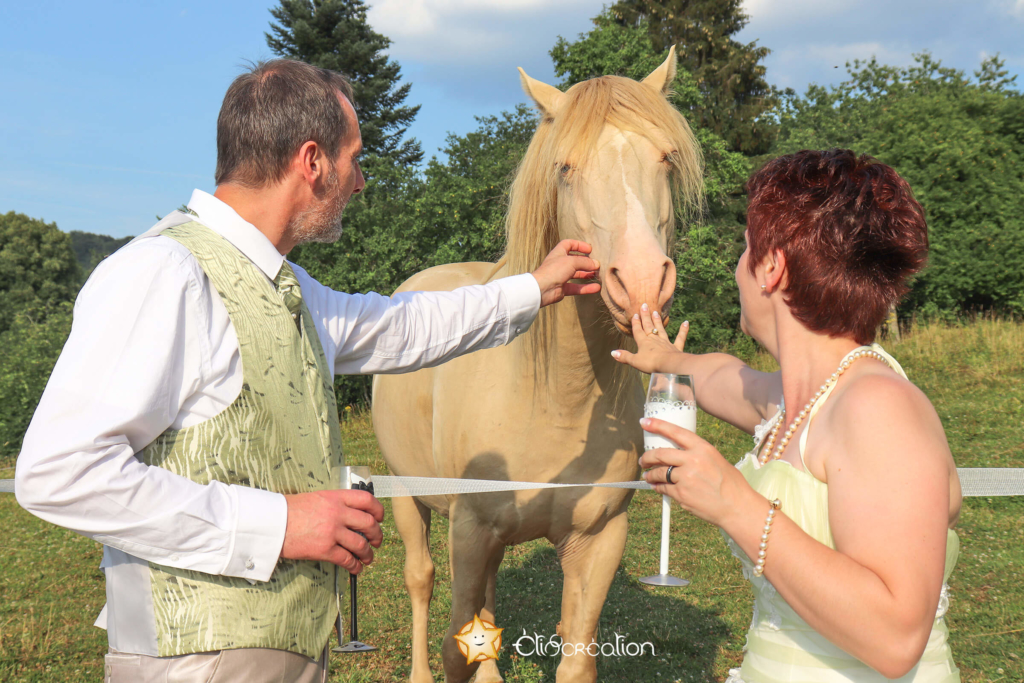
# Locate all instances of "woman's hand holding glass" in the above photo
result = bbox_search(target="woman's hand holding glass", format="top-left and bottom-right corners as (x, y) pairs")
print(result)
(639, 418), (759, 530)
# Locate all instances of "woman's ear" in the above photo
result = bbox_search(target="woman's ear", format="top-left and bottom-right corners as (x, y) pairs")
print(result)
(764, 249), (788, 293)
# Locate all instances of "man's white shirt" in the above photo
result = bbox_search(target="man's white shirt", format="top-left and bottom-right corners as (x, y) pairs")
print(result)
(15, 189), (540, 646)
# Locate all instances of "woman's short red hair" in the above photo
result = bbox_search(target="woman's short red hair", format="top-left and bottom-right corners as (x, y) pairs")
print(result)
(746, 149), (928, 344)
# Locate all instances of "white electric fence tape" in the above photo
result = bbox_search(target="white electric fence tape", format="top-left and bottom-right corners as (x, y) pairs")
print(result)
(1, 468), (1022, 497)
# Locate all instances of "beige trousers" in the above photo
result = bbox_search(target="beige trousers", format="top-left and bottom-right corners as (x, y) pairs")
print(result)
(104, 645), (329, 683)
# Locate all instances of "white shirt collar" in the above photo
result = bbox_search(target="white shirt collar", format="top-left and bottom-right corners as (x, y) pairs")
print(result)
(186, 189), (286, 281)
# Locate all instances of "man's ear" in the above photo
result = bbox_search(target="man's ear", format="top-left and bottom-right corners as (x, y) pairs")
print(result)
(518, 67), (565, 120)
(296, 140), (325, 185)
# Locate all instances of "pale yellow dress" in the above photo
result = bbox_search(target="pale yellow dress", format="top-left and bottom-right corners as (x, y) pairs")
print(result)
(722, 344), (960, 682)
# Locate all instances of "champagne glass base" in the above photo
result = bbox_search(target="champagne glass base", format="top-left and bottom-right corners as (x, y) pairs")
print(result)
(639, 573), (690, 587)
(334, 640), (378, 653)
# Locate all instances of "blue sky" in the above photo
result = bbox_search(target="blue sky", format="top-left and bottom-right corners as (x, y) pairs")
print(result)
(1, 0), (1022, 239)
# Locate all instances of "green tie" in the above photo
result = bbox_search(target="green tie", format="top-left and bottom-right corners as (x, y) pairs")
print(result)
(275, 261), (303, 330)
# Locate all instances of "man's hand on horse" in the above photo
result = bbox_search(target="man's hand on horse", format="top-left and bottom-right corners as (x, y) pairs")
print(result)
(531, 239), (602, 307)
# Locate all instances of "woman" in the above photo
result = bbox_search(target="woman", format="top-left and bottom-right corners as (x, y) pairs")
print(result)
(613, 149), (961, 682)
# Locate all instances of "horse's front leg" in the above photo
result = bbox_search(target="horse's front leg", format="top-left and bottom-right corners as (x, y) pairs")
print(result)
(442, 500), (506, 683)
(554, 511), (629, 683)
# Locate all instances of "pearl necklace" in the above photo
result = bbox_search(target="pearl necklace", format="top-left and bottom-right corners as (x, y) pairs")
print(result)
(758, 347), (892, 466)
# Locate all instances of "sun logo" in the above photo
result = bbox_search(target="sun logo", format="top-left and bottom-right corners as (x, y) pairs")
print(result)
(452, 613), (504, 665)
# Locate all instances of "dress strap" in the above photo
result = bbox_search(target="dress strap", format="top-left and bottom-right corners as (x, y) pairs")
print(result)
(797, 343), (908, 470)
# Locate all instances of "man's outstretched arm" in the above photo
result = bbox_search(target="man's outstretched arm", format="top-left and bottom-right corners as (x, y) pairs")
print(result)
(302, 239), (601, 375)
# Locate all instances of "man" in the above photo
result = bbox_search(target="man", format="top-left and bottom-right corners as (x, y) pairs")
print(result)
(15, 59), (600, 682)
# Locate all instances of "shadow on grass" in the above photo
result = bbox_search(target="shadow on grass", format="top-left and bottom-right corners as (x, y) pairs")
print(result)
(495, 545), (730, 683)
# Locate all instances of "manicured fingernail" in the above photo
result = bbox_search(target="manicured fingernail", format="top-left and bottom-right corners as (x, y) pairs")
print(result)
(633, 313), (640, 320)
(641, 303), (649, 312)
(611, 350), (621, 359)
(640, 418), (650, 428)
(683, 320), (689, 327)
(653, 311), (660, 319)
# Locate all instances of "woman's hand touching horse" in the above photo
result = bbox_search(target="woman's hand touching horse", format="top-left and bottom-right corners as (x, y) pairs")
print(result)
(531, 239), (602, 307)
(610, 302), (689, 374)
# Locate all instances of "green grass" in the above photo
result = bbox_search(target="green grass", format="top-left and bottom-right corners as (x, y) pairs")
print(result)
(1, 319), (1022, 682)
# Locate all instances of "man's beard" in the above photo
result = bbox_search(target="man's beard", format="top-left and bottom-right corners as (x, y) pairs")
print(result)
(288, 165), (348, 246)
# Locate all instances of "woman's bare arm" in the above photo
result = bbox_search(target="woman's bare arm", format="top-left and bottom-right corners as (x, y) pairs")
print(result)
(717, 374), (953, 677)
(612, 306), (781, 433)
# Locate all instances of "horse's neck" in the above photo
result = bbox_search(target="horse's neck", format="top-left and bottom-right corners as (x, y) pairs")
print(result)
(523, 294), (627, 409)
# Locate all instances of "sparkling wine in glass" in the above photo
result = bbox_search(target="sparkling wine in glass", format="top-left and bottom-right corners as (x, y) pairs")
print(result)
(639, 373), (695, 588)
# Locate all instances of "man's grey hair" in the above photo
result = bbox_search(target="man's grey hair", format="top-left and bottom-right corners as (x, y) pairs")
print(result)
(215, 59), (355, 188)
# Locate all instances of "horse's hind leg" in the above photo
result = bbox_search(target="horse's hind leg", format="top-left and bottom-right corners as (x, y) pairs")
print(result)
(393, 495), (435, 683)
(554, 511), (629, 683)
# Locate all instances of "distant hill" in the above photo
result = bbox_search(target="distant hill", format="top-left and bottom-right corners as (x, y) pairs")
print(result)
(68, 231), (133, 273)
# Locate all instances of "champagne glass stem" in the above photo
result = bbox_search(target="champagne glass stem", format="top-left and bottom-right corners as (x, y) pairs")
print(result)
(659, 495), (671, 576)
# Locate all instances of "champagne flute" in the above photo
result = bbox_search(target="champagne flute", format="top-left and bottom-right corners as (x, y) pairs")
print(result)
(334, 466), (378, 653)
(639, 373), (696, 588)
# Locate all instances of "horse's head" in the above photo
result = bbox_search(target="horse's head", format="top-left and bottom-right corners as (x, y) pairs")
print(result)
(506, 49), (704, 334)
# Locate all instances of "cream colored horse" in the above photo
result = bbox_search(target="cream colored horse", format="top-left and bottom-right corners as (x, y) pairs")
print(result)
(372, 49), (704, 683)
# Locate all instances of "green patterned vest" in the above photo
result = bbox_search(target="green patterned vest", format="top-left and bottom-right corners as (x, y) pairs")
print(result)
(139, 222), (344, 658)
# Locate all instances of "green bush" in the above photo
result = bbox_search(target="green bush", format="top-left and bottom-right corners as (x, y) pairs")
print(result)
(0, 303), (74, 465)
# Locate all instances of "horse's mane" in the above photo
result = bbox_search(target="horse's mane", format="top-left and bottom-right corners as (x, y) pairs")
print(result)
(497, 74), (705, 407)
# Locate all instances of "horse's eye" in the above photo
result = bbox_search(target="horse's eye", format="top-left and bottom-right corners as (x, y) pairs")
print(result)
(560, 164), (571, 176)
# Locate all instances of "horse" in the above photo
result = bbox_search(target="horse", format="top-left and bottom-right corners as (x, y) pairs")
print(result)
(372, 48), (704, 683)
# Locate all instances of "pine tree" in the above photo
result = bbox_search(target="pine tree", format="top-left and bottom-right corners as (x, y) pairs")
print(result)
(266, 0), (423, 165)
(610, 0), (779, 155)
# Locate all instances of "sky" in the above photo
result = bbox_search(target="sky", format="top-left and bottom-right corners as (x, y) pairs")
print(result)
(1, 0), (1021, 239)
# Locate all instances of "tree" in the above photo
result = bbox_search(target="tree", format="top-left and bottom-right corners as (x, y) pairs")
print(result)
(266, 0), (423, 165)
(418, 106), (538, 268)
(610, 0), (780, 156)
(775, 54), (1024, 318)
(69, 231), (133, 274)
(0, 212), (81, 335)
(551, 12), (751, 351)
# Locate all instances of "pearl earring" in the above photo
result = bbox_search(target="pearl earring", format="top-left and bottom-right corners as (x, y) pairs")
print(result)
(761, 285), (767, 291)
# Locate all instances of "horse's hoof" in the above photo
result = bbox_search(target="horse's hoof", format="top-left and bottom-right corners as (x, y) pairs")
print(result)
(473, 659), (504, 683)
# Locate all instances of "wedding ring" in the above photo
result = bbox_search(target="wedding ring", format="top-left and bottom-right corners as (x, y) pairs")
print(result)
(665, 465), (676, 484)
(649, 329), (659, 336)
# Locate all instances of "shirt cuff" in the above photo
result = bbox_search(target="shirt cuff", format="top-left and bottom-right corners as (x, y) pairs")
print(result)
(496, 273), (541, 344)
(222, 485), (288, 583)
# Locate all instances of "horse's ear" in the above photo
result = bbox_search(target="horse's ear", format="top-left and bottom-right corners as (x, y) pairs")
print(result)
(642, 45), (677, 95)
(518, 67), (565, 119)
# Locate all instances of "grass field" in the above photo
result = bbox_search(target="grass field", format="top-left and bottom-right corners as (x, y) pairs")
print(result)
(1, 319), (1022, 682)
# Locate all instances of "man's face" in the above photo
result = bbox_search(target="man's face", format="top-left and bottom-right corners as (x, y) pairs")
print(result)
(289, 92), (365, 245)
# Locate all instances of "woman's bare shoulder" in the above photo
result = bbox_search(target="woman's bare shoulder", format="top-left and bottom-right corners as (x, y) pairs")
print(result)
(827, 369), (951, 472)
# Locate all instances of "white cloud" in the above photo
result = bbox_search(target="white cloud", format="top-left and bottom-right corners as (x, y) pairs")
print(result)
(1014, 0), (1024, 17)
(366, 0), (594, 65)
(742, 0), (848, 27)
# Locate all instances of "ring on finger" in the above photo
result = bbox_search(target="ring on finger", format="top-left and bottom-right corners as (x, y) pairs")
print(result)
(665, 465), (676, 484)
(648, 329), (659, 336)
